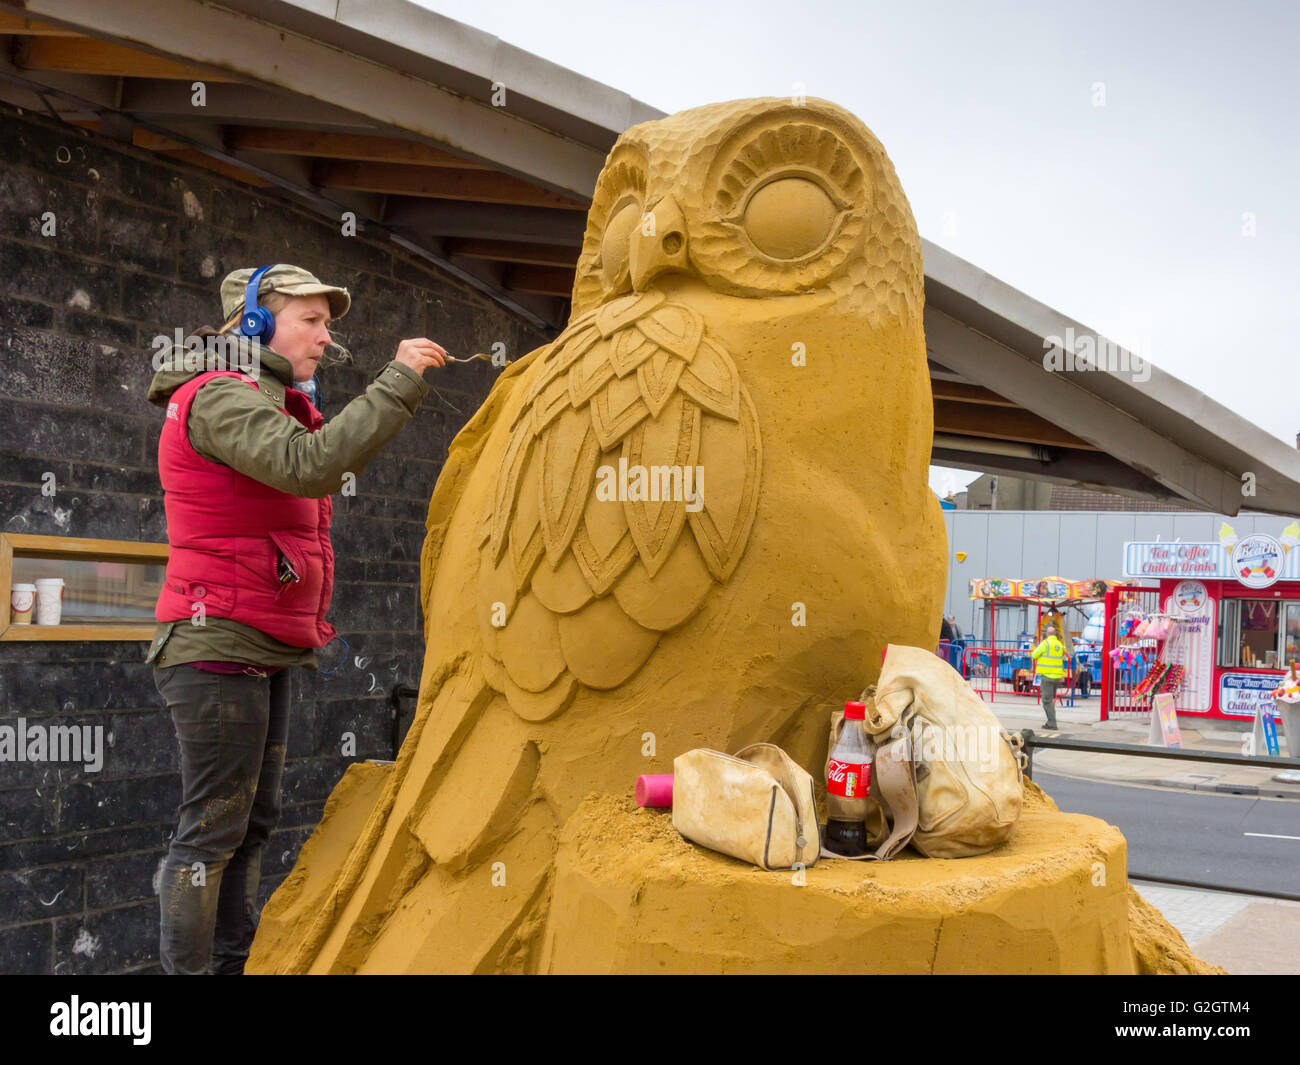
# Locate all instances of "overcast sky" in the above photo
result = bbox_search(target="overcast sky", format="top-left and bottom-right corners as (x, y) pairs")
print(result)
(415, 0), (1299, 497)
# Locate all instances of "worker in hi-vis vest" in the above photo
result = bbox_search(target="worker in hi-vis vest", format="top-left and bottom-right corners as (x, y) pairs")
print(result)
(1031, 622), (1068, 729)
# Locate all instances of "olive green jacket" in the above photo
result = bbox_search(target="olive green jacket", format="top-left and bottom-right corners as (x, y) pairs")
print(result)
(145, 327), (429, 669)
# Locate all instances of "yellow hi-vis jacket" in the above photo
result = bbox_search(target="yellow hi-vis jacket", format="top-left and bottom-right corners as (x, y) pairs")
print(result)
(1031, 636), (1067, 679)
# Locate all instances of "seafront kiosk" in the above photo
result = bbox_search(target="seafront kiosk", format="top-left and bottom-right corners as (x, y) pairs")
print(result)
(1101, 521), (1300, 726)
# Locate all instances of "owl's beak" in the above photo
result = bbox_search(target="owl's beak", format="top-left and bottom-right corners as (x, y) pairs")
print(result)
(629, 195), (690, 291)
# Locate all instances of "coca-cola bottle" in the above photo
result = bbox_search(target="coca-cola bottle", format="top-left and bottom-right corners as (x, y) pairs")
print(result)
(825, 699), (873, 857)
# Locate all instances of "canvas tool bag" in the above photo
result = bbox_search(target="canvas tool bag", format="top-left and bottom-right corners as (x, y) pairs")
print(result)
(672, 743), (821, 870)
(824, 644), (1027, 860)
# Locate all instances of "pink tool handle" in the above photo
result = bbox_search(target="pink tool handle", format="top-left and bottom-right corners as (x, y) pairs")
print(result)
(635, 773), (673, 808)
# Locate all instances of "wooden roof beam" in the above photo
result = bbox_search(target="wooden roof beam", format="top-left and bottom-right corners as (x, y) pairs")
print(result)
(930, 379), (1021, 407)
(503, 264), (575, 297)
(225, 126), (492, 169)
(384, 199), (587, 246)
(445, 238), (579, 268)
(131, 127), (186, 150)
(51, 120), (265, 184)
(13, 36), (238, 81)
(0, 13), (82, 35)
(932, 398), (1099, 451)
(316, 160), (587, 211)
(156, 149), (272, 186)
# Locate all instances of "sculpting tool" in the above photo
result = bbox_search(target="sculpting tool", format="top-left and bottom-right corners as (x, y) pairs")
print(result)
(445, 353), (506, 365)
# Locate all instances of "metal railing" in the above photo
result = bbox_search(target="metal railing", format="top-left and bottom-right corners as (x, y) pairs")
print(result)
(1018, 729), (1300, 778)
(1018, 728), (1300, 902)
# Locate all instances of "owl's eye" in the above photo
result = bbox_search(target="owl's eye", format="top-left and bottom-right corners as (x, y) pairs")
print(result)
(600, 198), (641, 286)
(740, 177), (838, 260)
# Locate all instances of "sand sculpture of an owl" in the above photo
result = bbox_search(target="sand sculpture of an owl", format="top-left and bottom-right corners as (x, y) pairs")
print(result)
(248, 97), (948, 973)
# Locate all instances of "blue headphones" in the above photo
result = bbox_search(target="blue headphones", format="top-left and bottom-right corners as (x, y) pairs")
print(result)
(238, 264), (276, 343)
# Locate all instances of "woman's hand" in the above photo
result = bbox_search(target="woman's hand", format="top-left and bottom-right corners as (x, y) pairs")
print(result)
(395, 338), (448, 373)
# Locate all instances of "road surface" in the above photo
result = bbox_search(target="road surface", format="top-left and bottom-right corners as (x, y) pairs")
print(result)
(1036, 770), (1299, 897)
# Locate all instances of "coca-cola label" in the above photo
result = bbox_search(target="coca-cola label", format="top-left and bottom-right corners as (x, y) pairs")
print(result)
(827, 759), (871, 798)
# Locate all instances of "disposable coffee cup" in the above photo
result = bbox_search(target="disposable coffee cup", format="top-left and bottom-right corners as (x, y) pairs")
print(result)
(34, 578), (64, 625)
(10, 583), (36, 624)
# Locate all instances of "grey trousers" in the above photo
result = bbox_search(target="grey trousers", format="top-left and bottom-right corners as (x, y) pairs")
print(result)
(154, 665), (291, 975)
(1040, 677), (1060, 728)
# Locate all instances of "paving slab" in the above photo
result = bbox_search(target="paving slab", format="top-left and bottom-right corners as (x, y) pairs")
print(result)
(1133, 880), (1300, 975)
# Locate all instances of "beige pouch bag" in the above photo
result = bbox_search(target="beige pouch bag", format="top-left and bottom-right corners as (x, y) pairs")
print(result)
(672, 743), (821, 870)
(870, 643), (1024, 857)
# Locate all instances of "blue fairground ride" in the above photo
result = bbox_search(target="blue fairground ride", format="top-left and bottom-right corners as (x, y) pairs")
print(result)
(942, 577), (1140, 705)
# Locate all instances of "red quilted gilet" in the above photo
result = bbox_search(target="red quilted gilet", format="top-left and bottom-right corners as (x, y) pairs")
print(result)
(155, 370), (337, 648)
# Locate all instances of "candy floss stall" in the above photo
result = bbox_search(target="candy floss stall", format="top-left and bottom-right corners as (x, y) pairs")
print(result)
(1101, 521), (1300, 726)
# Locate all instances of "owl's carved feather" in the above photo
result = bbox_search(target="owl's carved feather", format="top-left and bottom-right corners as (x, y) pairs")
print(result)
(481, 294), (762, 703)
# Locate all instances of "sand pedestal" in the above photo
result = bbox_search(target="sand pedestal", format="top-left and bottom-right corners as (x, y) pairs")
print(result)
(537, 782), (1222, 975)
(540, 796), (1135, 974)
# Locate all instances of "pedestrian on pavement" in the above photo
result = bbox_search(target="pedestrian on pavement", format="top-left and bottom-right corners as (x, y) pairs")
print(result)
(1031, 622), (1068, 729)
(939, 615), (965, 669)
(145, 263), (448, 974)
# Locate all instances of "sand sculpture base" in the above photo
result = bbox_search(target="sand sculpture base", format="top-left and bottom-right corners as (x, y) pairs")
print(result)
(542, 787), (1217, 974)
(546, 797), (1130, 974)
(251, 773), (1220, 975)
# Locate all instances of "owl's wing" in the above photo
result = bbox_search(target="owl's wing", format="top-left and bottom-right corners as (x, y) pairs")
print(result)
(420, 348), (544, 624)
(478, 291), (763, 720)
(256, 350), (551, 974)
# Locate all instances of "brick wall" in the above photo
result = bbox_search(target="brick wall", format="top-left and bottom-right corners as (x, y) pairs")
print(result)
(0, 103), (552, 973)
(959, 474), (1197, 512)
(1047, 485), (1197, 512)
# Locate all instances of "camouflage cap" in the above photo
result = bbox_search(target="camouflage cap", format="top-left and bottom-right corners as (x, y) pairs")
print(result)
(220, 264), (351, 322)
